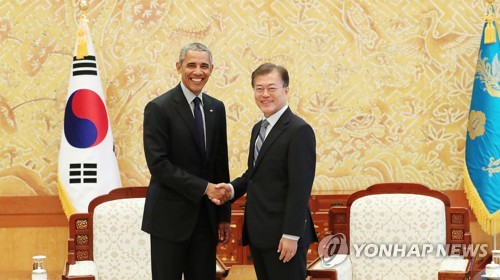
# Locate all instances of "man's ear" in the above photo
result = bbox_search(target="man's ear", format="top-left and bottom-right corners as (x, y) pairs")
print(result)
(175, 62), (181, 73)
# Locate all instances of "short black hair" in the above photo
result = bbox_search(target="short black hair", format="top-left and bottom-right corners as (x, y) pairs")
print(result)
(251, 63), (289, 88)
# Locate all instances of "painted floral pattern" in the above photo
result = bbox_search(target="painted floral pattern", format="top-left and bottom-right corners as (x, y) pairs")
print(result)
(0, 0), (488, 195)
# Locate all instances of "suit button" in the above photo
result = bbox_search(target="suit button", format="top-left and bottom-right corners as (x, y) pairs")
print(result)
(249, 180), (253, 184)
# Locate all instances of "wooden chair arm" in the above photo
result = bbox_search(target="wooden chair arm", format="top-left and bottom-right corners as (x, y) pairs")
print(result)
(307, 257), (339, 280)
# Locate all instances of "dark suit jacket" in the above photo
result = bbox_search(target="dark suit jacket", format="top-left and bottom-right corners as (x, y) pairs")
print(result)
(232, 107), (318, 249)
(141, 83), (230, 242)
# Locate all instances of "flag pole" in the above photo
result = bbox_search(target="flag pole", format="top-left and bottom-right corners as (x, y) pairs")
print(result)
(77, 0), (89, 59)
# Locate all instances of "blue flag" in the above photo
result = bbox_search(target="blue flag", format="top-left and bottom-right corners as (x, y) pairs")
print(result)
(465, 4), (500, 235)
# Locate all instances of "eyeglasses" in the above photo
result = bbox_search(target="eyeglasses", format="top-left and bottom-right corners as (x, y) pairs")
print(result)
(254, 87), (285, 94)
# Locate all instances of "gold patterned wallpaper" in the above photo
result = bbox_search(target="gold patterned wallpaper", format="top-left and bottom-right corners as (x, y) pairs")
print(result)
(0, 0), (489, 196)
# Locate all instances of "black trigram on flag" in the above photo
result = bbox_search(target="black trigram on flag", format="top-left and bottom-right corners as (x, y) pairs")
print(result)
(72, 56), (97, 76)
(69, 163), (97, 184)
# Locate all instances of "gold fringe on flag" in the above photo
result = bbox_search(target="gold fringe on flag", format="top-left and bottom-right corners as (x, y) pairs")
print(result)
(58, 179), (77, 219)
(464, 164), (500, 235)
(486, 21), (496, 44)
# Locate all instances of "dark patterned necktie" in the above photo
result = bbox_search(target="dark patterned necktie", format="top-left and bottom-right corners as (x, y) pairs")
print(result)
(193, 97), (205, 152)
(254, 119), (269, 166)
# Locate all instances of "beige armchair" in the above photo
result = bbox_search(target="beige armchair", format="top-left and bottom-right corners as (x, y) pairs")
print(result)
(62, 186), (229, 280)
(307, 183), (474, 280)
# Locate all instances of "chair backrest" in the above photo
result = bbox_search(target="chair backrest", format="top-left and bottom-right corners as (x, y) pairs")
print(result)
(92, 196), (151, 279)
(66, 187), (151, 279)
(65, 186), (230, 280)
(328, 183), (471, 279)
(350, 192), (446, 278)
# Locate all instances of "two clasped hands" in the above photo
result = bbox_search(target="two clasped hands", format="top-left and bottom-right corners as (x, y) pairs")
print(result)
(206, 182), (232, 205)
(206, 182), (233, 246)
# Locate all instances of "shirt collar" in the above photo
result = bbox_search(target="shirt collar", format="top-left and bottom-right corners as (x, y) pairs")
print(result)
(263, 105), (288, 127)
(180, 82), (204, 105)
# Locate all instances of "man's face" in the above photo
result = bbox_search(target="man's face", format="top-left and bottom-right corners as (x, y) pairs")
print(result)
(253, 70), (288, 118)
(176, 50), (213, 95)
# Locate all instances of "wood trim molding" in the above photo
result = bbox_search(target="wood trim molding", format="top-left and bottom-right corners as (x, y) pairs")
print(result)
(0, 189), (475, 227)
(0, 196), (67, 227)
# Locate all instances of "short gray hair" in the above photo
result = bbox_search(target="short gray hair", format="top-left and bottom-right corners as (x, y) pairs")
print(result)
(178, 43), (213, 65)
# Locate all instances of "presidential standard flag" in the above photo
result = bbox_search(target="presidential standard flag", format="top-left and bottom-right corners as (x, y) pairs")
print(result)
(58, 14), (121, 217)
(465, 3), (500, 235)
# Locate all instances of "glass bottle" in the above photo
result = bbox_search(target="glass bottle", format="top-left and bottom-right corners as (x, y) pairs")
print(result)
(32, 255), (47, 280)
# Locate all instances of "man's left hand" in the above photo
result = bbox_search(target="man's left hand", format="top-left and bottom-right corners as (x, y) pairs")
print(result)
(278, 237), (298, 263)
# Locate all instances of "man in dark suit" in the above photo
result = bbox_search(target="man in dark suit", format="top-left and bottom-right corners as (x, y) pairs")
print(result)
(219, 63), (317, 279)
(141, 43), (231, 280)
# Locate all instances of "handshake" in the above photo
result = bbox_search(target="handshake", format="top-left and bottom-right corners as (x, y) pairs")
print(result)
(206, 183), (232, 205)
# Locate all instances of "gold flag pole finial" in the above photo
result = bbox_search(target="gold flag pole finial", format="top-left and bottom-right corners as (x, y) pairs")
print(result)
(76, 0), (89, 59)
(79, 0), (88, 12)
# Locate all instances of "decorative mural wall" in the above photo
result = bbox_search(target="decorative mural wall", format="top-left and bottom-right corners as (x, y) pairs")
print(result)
(0, 0), (489, 196)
